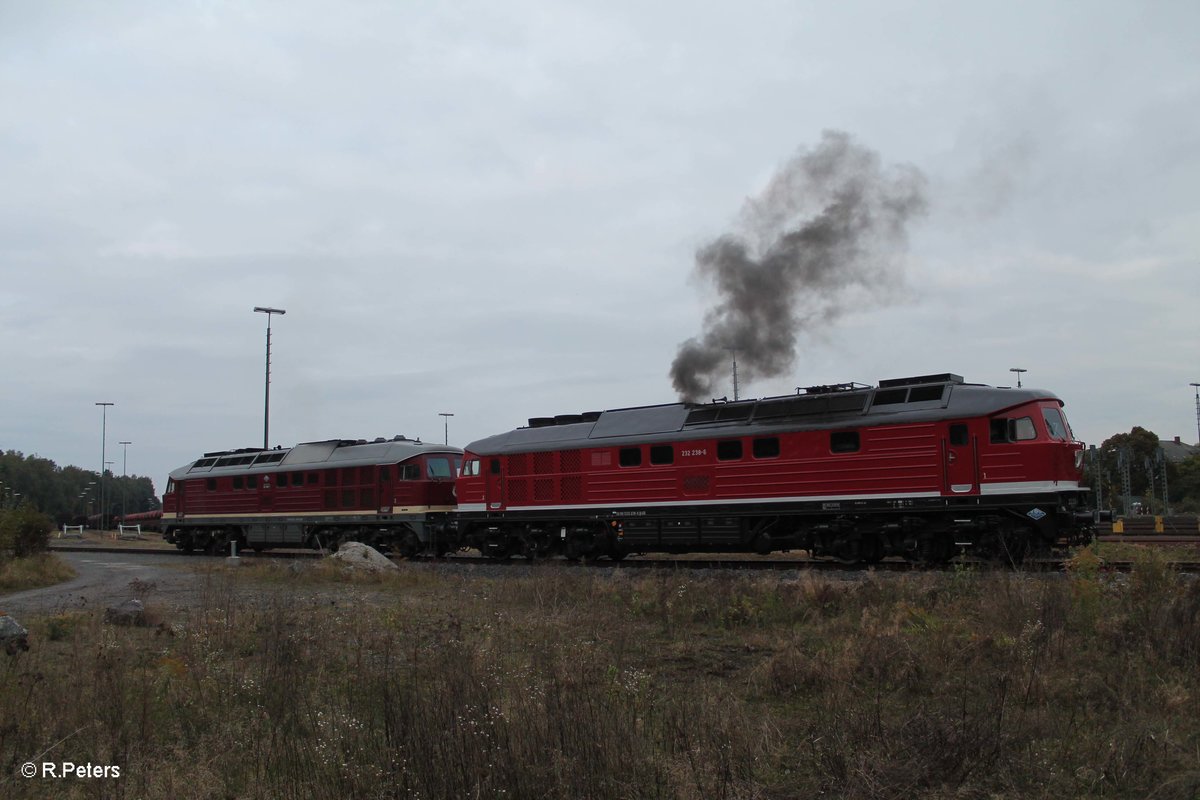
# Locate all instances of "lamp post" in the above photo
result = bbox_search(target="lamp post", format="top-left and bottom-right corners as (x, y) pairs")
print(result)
(119, 441), (131, 523)
(439, 412), (454, 446)
(253, 306), (286, 449)
(1009, 368), (1027, 388)
(96, 402), (113, 532)
(1191, 383), (1200, 445)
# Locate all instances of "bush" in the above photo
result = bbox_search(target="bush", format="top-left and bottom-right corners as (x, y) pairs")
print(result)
(0, 504), (53, 558)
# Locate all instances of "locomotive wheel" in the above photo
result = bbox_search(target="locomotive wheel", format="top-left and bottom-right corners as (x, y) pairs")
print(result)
(914, 535), (952, 565)
(860, 535), (885, 564)
(396, 532), (420, 559)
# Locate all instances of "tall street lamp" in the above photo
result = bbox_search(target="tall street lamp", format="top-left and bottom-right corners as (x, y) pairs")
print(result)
(253, 306), (286, 449)
(439, 412), (454, 446)
(96, 402), (114, 532)
(1009, 368), (1027, 388)
(119, 441), (132, 522)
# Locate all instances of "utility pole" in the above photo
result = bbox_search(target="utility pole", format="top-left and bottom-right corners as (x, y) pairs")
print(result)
(439, 412), (454, 446)
(1191, 383), (1200, 444)
(1117, 447), (1133, 516)
(1158, 448), (1170, 516)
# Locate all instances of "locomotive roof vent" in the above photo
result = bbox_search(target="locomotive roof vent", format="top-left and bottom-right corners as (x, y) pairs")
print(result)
(877, 373), (964, 388)
(798, 382), (869, 395)
(374, 437), (386, 443)
(527, 417), (556, 428)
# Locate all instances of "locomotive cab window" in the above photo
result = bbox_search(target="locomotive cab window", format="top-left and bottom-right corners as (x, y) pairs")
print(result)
(426, 457), (454, 478)
(990, 418), (1009, 443)
(461, 459), (481, 477)
(401, 464), (421, 481)
(830, 431), (860, 453)
(1011, 416), (1037, 441)
(752, 437), (780, 459)
(1042, 408), (1070, 441)
(649, 445), (673, 465)
(717, 439), (743, 461)
(619, 447), (643, 467)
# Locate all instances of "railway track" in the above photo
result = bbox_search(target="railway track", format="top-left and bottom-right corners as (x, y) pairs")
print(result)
(47, 543), (1200, 573)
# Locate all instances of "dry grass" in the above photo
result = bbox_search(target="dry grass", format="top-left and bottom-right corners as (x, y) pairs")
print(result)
(2, 553), (1200, 798)
(0, 553), (76, 593)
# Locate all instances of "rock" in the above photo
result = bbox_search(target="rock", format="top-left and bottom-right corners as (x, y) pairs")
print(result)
(104, 598), (148, 627)
(0, 614), (30, 655)
(328, 541), (399, 572)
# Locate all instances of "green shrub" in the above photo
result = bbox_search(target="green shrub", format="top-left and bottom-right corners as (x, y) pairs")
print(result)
(0, 504), (53, 558)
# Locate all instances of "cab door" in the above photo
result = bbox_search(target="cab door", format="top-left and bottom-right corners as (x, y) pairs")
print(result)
(485, 457), (505, 510)
(944, 422), (978, 494)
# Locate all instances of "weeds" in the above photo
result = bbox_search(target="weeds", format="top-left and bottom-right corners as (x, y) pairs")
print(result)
(1, 559), (1199, 798)
(0, 553), (75, 593)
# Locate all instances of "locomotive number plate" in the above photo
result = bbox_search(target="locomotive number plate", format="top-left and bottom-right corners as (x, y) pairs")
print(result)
(681, 448), (708, 457)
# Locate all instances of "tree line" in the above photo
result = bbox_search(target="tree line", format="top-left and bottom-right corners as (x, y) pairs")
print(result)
(0, 449), (159, 526)
(1085, 427), (1200, 515)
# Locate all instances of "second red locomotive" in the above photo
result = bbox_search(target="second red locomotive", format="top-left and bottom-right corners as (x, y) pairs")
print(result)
(162, 436), (461, 555)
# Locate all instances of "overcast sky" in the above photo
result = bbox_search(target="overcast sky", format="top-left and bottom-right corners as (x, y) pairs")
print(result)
(2, 0), (1198, 493)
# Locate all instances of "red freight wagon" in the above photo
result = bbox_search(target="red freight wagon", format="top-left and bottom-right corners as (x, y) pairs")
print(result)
(456, 374), (1093, 563)
(163, 437), (461, 555)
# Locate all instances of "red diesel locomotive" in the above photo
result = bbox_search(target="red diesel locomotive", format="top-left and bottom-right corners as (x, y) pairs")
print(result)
(455, 374), (1093, 563)
(162, 437), (461, 555)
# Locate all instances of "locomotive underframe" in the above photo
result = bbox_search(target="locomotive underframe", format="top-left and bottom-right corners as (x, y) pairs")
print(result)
(163, 512), (456, 557)
(459, 489), (1095, 564)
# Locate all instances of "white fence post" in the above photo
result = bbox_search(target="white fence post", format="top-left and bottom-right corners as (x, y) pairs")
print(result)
(117, 524), (143, 540)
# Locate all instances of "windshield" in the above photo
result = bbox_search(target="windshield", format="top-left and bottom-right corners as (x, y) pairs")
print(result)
(426, 457), (454, 479)
(1042, 407), (1070, 441)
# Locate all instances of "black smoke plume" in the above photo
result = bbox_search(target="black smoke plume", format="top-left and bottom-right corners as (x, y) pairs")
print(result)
(670, 130), (928, 402)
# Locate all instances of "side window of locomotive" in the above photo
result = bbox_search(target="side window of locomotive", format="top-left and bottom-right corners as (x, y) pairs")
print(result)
(379, 466), (390, 481)
(649, 445), (673, 465)
(1042, 408), (1069, 441)
(717, 439), (743, 461)
(990, 418), (1009, 443)
(400, 464), (421, 481)
(453, 456), (462, 475)
(619, 447), (643, 467)
(277, 473), (288, 488)
(830, 431), (861, 454)
(247, 475), (258, 489)
(426, 457), (453, 478)
(752, 437), (780, 459)
(461, 459), (481, 477)
(206, 478), (217, 491)
(949, 424), (969, 446)
(489, 458), (501, 475)
(233, 476), (244, 490)
(166, 479), (175, 494)
(1010, 416), (1037, 441)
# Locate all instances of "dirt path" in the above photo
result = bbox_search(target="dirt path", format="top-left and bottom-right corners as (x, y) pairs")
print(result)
(0, 551), (205, 617)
